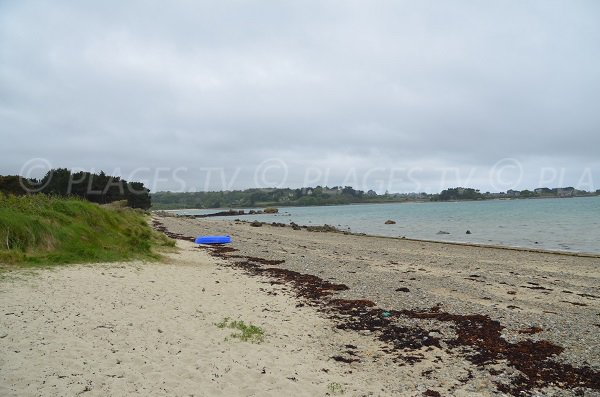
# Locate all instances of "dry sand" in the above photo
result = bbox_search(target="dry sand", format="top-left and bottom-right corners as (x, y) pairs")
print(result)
(0, 240), (451, 397)
(1, 215), (599, 396)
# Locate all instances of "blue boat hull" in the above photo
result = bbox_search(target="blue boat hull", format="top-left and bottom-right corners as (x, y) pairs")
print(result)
(195, 235), (231, 244)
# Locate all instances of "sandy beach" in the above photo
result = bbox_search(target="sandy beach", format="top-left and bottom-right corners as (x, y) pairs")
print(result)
(1, 240), (402, 397)
(1, 216), (599, 397)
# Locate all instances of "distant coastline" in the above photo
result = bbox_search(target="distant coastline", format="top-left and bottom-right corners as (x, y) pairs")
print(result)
(169, 196), (600, 254)
(156, 193), (600, 214)
(151, 186), (599, 210)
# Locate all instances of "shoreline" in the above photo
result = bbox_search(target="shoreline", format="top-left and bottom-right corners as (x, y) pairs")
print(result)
(160, 214), (600, 258)
(158, 196), (600, 256)
(361, 234), (600, 258)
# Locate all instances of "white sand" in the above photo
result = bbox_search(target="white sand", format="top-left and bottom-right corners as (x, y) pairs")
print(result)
(2, 241), (478, 397)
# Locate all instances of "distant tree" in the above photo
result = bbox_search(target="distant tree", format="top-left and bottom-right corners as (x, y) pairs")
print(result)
(41, 168), (72, 196)
(0, 168), (151, 210)
(438, 187), (483, 201)
(126, 182), (151, 209)
(519, 189), (534, 197)
(0, 175), (28, 195)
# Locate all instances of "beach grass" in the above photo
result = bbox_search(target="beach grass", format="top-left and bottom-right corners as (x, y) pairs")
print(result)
(0, 193), (175, 268)
(327, 382), (345, 395)
(216, 317), (265, 343)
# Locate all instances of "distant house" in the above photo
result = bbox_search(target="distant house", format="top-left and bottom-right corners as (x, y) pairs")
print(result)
(323, 187), (341, 196)
(557, 187), (574, 197)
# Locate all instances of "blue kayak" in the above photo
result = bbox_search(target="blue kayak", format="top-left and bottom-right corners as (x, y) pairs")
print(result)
(195, 235), (231, 244)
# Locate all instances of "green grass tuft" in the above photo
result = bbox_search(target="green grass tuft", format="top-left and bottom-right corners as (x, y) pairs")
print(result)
(327, 382), (345, 395)
(0, 193), (175, 268)
(216, 317), (265, 343)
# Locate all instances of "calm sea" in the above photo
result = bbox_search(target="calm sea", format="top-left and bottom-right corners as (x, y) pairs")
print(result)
(174, 196), (600, 254)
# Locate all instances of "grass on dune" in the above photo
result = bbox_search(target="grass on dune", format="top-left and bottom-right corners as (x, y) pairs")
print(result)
(0, 193), (175, 268)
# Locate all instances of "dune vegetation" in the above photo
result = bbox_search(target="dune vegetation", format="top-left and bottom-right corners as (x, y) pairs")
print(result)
(0, 194), (174, 268)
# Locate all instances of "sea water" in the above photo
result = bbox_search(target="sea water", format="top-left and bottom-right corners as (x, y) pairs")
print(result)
(175, 196), (600, 254)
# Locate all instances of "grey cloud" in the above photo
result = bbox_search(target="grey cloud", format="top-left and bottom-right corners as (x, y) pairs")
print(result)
(1, 1), (599, 192)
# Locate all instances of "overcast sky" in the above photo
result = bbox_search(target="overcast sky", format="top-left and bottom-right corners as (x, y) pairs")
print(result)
(1, 1), (599, 193)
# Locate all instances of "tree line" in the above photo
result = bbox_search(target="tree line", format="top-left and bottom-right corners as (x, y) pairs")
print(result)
(152, 185), (600, 210)
(152, 186), (406, 209)
(0, 168), (151, 209)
